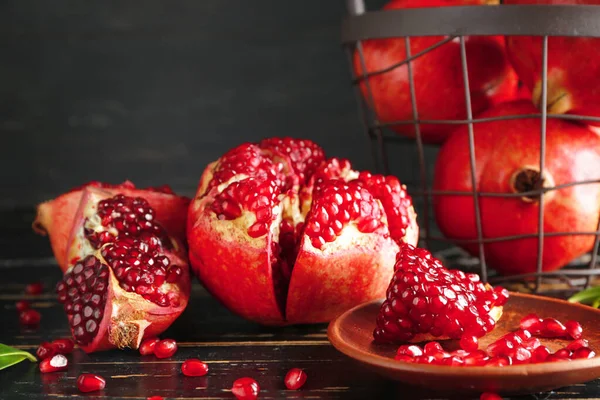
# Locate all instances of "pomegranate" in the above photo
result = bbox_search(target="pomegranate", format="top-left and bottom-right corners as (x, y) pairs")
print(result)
(373, 243), (506, 344)
(352, 0), (518, 144)
(187, 138), (419, 325)
(181, 359), (209, 377)
(77, 373), (106, 393)
(433, 100), (600, 274)
(33, 181), (190, 272)
(55, 188), (190, 353)
(39, 354), (68, 373)
(505, 0), (600, 124)
(284, 368), (307, 390)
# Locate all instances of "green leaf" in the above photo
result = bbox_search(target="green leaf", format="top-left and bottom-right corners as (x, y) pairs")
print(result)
(0, 343), (37, 371)
(568, 286), (600, 305)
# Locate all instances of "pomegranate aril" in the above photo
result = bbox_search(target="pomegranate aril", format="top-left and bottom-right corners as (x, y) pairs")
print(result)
(181, 359), (209, 377)
(77, 373), (106, 393)
(394, 354), (415, 363)
(519, 313), (541, 332)
(396, 344), (423, 357)
(154, 338), (177, 359)
(39, 354), (68, 373)
(423, 341), (444, 356)
(567, 338), (589, 351)
(513, 347), (532, 364)
(481, 393), (503, 400)
(52, 338), (75, 354)
(486, 356), (512, 367)
(554, 348), (572, 359)
(572, 347), (596, 359)
(19, 309), (41, 326)
(232, 377), (260, 400)
(139, 337), (160, 355)
(36, 342), (56, 360)
(531, 345), (551, 363)
(565, 320), (583, 340)
(459, 335), (478, 352)
(16, 300), (30, 312)
(25, 282), (44, 295)
(538, 318), (567, 338)
(147, 397), (164, 400)
(284, 368), (307, 390)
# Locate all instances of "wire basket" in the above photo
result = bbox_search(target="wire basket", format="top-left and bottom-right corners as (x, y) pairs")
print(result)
(342, 1), (600, 296)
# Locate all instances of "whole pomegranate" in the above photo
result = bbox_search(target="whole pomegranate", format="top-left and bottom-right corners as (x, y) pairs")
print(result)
(352, 0), (518, 144)
(33, 181), (190, 272)
(187, 137), (419, 325)
(37, 184), (191, 352)
(433, 100), (600, 274)
(505, 0), (600, 123)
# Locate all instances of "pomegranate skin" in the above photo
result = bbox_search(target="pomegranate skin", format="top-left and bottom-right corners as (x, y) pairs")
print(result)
(433, 100), (600, 274)
(353, 0), (518, 144)
(505, 0), (600, 124)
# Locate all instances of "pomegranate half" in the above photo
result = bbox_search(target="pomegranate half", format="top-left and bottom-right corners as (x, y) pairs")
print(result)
(187, 137), (419, 325)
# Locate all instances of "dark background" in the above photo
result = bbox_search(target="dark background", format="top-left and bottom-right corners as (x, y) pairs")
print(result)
(0, 0), (408, 210)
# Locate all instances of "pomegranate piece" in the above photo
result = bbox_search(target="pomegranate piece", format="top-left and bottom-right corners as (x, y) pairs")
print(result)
(459, 335), (479, 352)
(36, 342), (56, 360)
(154, 339), (178, 359)
(481, 393), (503, 400)
(16, 300), (30, 312)
(373, 243), (505, 343)
(284, 368), (307, 390)
(188, 138), (419, 325)
(33, 181), (190, 272)
(51, 338), (75, 354)
(19, 309), (41, 327)
(77, 373), (106, 393)
(39, 354), (68, 373)
(25, 282), (44, 295)
(139, 337), (160, 356)
(181, 359), (209, 377)
(231, 377), (260, 400)
(565, 320), (583, 340)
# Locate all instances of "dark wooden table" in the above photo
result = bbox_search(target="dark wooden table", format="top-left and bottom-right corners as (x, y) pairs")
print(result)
(1, 209), (599, 400)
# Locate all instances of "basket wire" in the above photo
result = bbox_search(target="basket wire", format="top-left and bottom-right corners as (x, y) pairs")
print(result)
(343, 0), (600, 295)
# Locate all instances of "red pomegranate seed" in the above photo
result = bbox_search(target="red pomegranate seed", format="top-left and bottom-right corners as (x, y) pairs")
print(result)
(423, 342), (444, 356)
(181, 359), (209, 377)
(464, 350), (489, 366)
(554, 348), (572, 359)
(284, 368), (307, 390)
(414, 355), (437, 364)
(539, 318), (567, 338)
(25, 282), (44, 295)
(39, 354), (68, 373)
(396, 344), (423, 357)
(459, 335), (479, 352)
(567, 338), (589, 351)
(77, 373), (106, 393)
(519, 313), (541, 332)
(565, 320), (583, 340)
(36, 342), (56, 360)
(394, 354), (415, 362)
(514, 329), (531, 341)
(154, 339), (177, 359)
(486, 356), (512, 367)
(531, 346), (551, 363)
(231, 377), (260, 400)
(139, 337), (160, 355)
(481, 393), (503, 400)
(51, 338), (75, 354)
(440, 355), (465, 366)
(16, 300), (30, 312)
(19, 309), (41, 326)
(493, 287), (510, 306)
(572, 347), (596, 360)
(513, 347), (532, 364)
(523, 337), (541, 350)
(147, 397), (164, 400)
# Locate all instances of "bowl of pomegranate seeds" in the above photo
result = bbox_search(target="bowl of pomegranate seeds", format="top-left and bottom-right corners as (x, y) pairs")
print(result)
(327, 245), (600, 395)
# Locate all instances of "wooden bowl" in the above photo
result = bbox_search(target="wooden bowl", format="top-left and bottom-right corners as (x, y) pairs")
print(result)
(327, 292), (600, 395)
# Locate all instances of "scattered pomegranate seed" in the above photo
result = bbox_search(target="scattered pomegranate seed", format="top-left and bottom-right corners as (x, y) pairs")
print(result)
(36, 342), (56, 360)
(573, 347), (596, 359)
(459, 335), (479, 352)
(77, 373), (106, 393)
(519, 313), (541, 331)
(16, 300), (30, 312)
(481, 393), (502, 400)
(486, 356), (512, 367)
(284, 368), (307, 390)
(565, 320), (583, 340)
(181, 359), (209, 377)
(51, 338), (75, 354)
(539, 318), (567, 338)
(39, 354), (68, 373)
(154, 339), (177, 359)
(531, 346), (551, 363)
(19, 309), (41, 326)
(139, 337), (160, 355)
(25, 282), (44, 295)
(423, 342), (444, 356)
(232, 377), (260, 400)
(396, 344), (423, 358)
(147, 397), (164, 400)
(567, 338), (589, 351)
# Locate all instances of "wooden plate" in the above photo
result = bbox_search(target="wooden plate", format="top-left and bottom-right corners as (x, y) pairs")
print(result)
(327, 292), (600, 395)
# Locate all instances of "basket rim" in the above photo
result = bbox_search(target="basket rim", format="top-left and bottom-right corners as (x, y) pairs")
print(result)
(341, 4), (600, 42)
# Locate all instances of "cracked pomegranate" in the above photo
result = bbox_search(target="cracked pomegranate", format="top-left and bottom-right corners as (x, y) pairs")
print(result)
(284, 368), (307, 390)
(181, 359), (209, 377)
(54, 188), (190, 353)
(77, 373), (106, 393)
(373, 243), (506, 344)
(39, 354), (68, 373)
(188, 137), (419, 325)
(231, 377), (260, 400)
(33, 181), (190, 272)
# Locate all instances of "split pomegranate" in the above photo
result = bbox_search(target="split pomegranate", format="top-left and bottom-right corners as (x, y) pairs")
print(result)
(181, 359), (209, 377)
(231, 377), (260, 400)
(25, 282), (44, 295)
(154, 339), (178, 359)
(54, 188), (190, 353)
(433, 100), (600, 274)
(352, 0), (518, 144)
(39, 354), (68, 373)
(77, 373), (106, 393)
(15, 300), (30, 312)
(373, 243), (506, 344)
(33, 181), (190, 272)
(284, 368), (307, 390)
(139, 337), (160, 355)
(188, 137), (419, 325)
(19, 309), (41, 327)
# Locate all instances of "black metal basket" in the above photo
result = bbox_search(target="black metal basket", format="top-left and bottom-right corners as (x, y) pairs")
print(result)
(341, 1), (600, 296)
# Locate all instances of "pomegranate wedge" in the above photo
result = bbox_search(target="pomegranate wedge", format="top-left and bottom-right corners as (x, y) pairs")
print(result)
(33, 181), (189, 272)
(187, 138), (419, 325)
